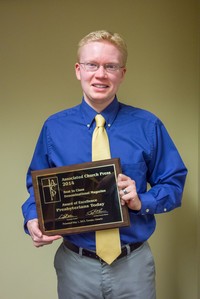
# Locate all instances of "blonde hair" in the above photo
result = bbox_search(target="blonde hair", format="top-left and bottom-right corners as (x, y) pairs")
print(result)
(77, 30), (128, 66)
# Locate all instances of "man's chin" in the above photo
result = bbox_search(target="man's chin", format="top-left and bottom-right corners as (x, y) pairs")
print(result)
(84, 96), (115, 111)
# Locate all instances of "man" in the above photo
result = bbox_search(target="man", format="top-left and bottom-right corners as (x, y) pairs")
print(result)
(22, 30), (187, 299)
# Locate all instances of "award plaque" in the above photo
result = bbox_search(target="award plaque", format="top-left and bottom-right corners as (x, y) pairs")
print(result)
(31, 158), (130, 236)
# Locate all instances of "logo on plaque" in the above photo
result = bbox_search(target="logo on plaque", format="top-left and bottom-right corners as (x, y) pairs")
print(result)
(41, 177), (61, 204)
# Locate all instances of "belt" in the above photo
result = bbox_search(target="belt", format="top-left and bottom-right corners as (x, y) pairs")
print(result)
(63, 239), (143, 262)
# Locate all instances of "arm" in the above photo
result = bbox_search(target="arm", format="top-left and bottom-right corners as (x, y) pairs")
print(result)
(22, 123), (61, 246)
(118, 120), (187, 214)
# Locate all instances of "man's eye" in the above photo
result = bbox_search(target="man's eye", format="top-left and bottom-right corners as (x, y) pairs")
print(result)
(86, 63), (97, 68)
(107, 64), (115, 68)
(106, 64), (117, 71)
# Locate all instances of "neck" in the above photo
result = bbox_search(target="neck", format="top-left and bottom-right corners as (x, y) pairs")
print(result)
(83, 96), (115, 113)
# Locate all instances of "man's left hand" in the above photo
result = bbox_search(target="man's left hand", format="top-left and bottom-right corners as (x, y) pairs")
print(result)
(117, 173), (141, 211)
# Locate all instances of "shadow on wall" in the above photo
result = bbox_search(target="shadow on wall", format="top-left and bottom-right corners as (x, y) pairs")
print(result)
(151, 183), (195, 298)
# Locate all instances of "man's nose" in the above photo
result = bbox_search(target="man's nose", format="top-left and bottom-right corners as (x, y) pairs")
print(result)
(95, 65), (107, 77)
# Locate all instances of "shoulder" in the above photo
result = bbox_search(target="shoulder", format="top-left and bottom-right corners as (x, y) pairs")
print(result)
(44, 104), (81, 124)
(118, 102), (162, 125)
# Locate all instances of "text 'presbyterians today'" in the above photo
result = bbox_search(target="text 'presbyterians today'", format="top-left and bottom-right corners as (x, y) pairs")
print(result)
(56, 198), (105, 212)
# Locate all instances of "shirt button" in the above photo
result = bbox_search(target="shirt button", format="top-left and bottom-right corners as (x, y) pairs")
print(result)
(146, 209), (150, 213)
(164, 208), (167, 212)
(108, 124), (111, 127)
(87, 124), (90, 128)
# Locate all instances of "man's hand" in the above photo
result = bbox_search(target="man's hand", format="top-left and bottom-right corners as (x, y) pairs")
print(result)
(27, 218), (62, 247)
(118, 173), (141, 211)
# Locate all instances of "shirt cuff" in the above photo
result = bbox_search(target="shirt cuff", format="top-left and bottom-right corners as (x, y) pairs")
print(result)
(138, 192), (157, 215)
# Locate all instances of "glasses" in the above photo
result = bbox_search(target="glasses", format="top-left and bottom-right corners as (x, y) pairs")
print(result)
(79, 62), (124, 73)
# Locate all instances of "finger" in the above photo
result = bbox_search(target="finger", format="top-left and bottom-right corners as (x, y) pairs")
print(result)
(42, 235), (62, 242)
(118, 173), (129, 181)
(34, 240), (52, 247)
(117, 174), (133, 190)
(120, 198), (126, 206)
(120, 186), (131, 195)
(117, 174), (128, 186)
(33, 235), (62, 247)
(120, 180), (136, 196)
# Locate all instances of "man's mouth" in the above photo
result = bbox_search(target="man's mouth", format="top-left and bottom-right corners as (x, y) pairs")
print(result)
(92, 84), (109, 89)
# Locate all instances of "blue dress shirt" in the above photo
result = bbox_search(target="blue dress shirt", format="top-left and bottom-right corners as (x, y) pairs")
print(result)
(22, 97), (187, 250)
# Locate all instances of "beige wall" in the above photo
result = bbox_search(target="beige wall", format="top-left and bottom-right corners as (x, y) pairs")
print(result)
(0, 1), (199, 298)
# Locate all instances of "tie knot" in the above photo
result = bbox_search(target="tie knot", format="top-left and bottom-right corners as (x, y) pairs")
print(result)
(95, 114), (106, 127)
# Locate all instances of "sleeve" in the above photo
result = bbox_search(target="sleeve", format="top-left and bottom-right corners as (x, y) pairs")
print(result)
(138, 119), (187, 215)
(21, 123), (51, 233)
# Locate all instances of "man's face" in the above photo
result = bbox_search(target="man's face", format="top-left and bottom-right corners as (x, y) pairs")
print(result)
(75, 41), (126, 111)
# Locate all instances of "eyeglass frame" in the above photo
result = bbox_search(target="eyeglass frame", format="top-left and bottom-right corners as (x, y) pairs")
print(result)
(78, 62), (125, 73)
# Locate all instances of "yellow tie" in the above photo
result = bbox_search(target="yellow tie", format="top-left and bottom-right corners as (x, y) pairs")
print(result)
(92, 114), (121, 264)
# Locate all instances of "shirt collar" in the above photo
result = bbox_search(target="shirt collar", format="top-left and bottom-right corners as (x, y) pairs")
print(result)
(80, 96), (120, 129)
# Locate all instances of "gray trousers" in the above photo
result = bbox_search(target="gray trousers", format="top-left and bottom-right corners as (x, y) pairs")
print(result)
(54, 241), (156, 299)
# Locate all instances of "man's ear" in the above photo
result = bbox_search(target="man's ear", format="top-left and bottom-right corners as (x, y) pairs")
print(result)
(75, 63), (81, 80)
(121, 67), (127, 81)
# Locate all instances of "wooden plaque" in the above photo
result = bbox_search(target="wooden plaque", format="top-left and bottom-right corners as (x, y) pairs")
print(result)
(31, 158), (130, 236)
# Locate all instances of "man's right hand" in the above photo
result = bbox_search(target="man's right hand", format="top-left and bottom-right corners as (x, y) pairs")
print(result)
(27, 218), (62, 247)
